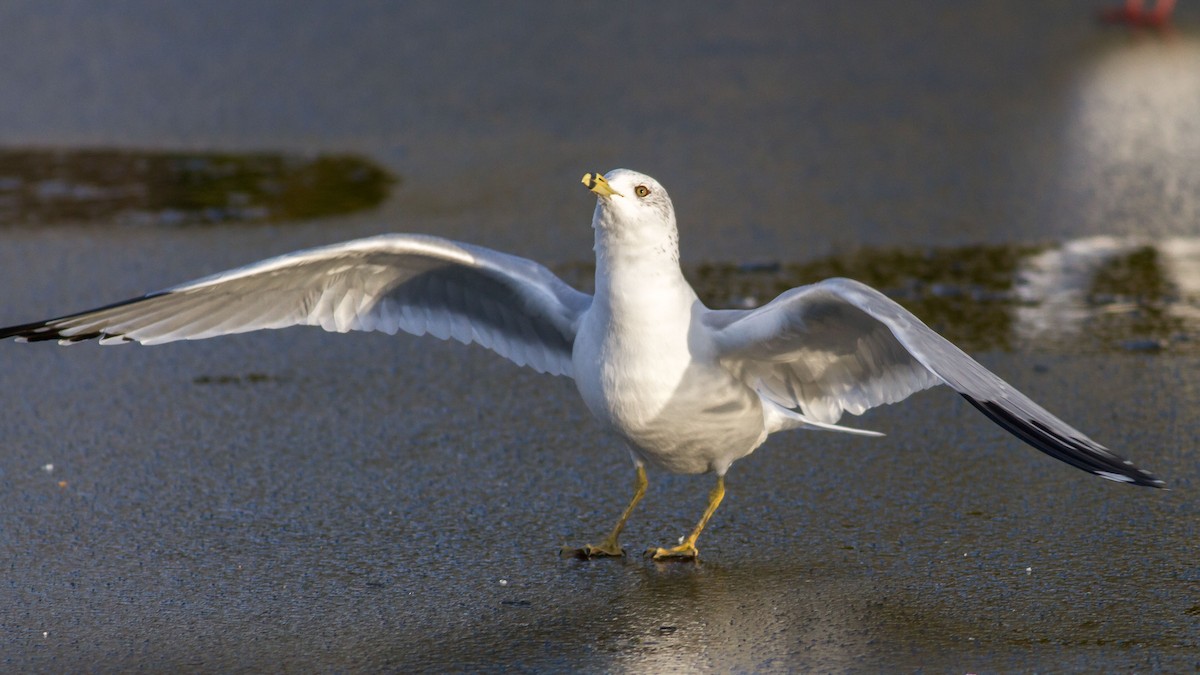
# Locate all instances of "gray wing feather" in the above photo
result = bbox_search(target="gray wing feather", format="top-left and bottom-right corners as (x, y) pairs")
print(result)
(708, 277), (1163, 487)
(0, 234), (591, 377)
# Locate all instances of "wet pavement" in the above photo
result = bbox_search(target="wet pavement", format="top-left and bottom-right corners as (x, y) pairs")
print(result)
(1, 1), (1200, 671)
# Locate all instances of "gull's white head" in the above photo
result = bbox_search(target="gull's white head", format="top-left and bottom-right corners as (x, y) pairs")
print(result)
(581, 169), (678, 259)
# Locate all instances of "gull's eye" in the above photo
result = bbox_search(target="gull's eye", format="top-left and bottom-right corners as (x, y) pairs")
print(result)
(634, 185), (651, 198)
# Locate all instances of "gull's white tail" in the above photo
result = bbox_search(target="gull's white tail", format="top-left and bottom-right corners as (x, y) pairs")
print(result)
(760, 395), (884, 437)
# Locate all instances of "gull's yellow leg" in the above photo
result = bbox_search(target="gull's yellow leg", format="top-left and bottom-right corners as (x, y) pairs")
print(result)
(562, 464), (648, 559)
(647, 475), (726, 561)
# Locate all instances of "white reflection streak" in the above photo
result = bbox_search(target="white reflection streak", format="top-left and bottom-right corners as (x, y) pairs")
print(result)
(1014, 31), (1200, 343)
(1159, 237), (1200, 322)
(1014, 236), (1138, 341)
(1013, 235), (1200, 342)
(1054, 34), (1200, 237)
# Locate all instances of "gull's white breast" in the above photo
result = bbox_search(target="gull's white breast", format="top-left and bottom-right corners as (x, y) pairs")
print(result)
(572, 289), (768, 475)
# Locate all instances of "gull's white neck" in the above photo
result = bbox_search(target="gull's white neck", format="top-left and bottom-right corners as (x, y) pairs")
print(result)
(591, 206), (693, 314)
(572, 196), (697, 438)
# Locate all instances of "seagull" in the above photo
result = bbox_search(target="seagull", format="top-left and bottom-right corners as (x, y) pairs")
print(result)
(0, 169), (1164, 561)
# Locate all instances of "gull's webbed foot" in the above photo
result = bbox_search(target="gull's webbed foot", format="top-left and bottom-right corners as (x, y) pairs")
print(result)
(645, 542), (700, 561)
(560, 541), (625, 559)
(646, 475), (726, 563)
(561, 464), (648, 561)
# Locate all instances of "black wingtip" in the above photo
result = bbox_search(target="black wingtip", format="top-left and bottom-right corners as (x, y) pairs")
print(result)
(0, 320), (106, 343)
(0, 320), (66, 342)
(0, 292), (166, 344)
(961, 394), (1165, 489)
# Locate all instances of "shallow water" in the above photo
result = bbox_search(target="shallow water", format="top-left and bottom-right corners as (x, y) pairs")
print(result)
(1, 1), (1199, 672)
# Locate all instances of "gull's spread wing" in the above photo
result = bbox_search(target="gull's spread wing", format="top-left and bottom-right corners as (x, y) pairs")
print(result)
(0, 234), (591, 377)
(706, 277), (1163, 487)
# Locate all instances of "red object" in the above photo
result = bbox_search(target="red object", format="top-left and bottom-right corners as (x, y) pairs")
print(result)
(1100, 0), (1177, 27)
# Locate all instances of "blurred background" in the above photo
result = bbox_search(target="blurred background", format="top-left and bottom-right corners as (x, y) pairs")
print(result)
(1, 1), (1198, 671)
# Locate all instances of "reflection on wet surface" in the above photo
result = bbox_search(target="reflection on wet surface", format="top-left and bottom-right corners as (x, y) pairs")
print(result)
(0, 148), (396, 225)
(559, 236), (1200, 354)
(1049, 33), (1200, 240)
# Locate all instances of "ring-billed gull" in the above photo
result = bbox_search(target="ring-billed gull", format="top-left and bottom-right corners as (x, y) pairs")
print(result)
(0, 168), (1164, 561)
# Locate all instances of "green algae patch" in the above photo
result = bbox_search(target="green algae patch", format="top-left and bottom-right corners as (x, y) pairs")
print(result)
(0, 148), (396, 225)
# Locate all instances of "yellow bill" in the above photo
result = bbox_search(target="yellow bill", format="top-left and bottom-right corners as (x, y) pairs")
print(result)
(582, 172), (622, 197)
